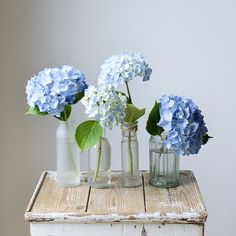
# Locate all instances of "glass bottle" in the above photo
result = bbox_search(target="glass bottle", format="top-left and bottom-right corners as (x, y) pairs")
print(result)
(56, 121), (80, 187)
(88, 131), (111, 188)
(121, 121), (141, 187)
(149, 135), (180, 188)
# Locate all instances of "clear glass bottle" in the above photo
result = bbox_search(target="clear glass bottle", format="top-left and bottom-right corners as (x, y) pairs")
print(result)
(121, 121), (141, 187)
(149, 135), (179, 188)
(56, 121), (80, 187)
(88, 132), (111, 188)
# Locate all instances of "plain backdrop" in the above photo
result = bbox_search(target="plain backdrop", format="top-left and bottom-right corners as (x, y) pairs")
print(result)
(0, 0), (236, 235)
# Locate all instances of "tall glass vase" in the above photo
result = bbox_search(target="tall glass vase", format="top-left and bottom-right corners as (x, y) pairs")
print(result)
(149, 135), (180, 188)
(88, 132), (111, 188)
(121, 121), (141, 187)
(56, 121), (80, 187)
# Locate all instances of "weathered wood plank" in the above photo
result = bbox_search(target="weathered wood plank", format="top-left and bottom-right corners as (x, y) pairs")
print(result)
(87, 173), (145, 215)
(143, 172), (177, 215)
(25, 171), (90, 222)
(144, 171), (207, 223)
(168, 171), (207, 221)
(25, 171), (47, 213)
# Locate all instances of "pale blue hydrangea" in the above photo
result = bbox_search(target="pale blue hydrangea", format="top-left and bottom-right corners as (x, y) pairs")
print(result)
(98, 52), (152, 88)
(81, 86), (127, 129)
(26, 65), (88, 117)
(158, 95), (208, 156)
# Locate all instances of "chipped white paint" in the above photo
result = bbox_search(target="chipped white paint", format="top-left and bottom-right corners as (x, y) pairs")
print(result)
(30, 223), (204, 236)
(25, 211), (203, 224)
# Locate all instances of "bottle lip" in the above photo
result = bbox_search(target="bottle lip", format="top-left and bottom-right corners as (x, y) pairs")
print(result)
(121, 121), (138, 132)
(150, 132), (168, 139)
(150, 135), (163, 142)
(149, 135), (176, 154)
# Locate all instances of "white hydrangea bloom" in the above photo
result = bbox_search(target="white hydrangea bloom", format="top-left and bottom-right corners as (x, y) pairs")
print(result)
(81, 86), (127, 129)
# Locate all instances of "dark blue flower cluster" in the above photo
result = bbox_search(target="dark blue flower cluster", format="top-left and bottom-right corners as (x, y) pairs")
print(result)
(158, 95), (208, 156)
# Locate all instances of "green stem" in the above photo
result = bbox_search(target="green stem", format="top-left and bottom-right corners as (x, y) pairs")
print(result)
(160, 135), (164, 154)
(128, 131), (133, 176)
(65, 120), (79, 178)
(125, 81), (134, 175)
(153, 136), (164, 178)
(93, 135), (102, 182)
(125, 81), (133, 104)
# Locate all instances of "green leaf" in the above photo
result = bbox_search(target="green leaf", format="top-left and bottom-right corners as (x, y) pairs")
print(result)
(146, 101), (164, 136)
(202, 134), (213, 145)
(25, 106), (48, 115)
(56, 104), (72, 122)
(124, 104), (145, 123)
(75, 120), (103, 151)
(73, 91), (85, 104)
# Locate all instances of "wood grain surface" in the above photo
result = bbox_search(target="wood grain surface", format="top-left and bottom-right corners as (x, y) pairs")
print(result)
(25, 171), (207, 224)
(87, 174), (145, 215)
(144, 171), (207, 223)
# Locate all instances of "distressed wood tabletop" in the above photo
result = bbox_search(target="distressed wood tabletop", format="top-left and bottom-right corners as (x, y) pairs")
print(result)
(25, 171), (207, 224)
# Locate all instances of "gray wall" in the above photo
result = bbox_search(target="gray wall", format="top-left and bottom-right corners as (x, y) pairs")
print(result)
(0, 0), (235, 235)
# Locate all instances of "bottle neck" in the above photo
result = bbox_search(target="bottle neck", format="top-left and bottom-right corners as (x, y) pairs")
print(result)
(58, 120), (75, 139)
(121, 122), (138, 141)
(102, 127), (106, 138)
(150, 134), (174, 154)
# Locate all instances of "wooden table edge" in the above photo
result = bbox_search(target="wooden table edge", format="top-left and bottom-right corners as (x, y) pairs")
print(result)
(24, 170), (207, 224)
(25, 211), (207, 224)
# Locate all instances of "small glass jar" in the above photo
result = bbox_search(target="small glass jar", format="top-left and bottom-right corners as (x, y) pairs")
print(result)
(149, 135), (180, 188)
(56, 121), (80, 187)
(88, 134), (111, 188)
(121, 121), (141, 187)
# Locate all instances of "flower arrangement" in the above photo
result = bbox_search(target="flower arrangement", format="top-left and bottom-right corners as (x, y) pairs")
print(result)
(25, 52), (212, 189)
(75, 86), (127, 182)
(75, 52), (152, 184)
(26, 65), (88, 186)
(146, 95), (212, 156)
(146, 95), (212, 187)
(100, 52), (152, 177)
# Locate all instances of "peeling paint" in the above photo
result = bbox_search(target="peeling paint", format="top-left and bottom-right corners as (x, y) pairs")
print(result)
(25, 211), (206, 224)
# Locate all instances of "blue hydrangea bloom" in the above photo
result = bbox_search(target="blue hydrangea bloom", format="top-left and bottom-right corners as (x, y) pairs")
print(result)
(98, 52), (152, 88)
(26, 65), (88, 117)
(158, 95), (208, 156)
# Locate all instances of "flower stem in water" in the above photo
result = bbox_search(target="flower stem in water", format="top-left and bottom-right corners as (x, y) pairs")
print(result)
(93, 135), (102, 182)
(128, 131), (133, 176)
(65, 121), (79, 178)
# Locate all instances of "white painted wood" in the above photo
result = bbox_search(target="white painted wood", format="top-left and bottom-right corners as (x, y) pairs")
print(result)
(30, 223), (203, 236)
(145, 224), (203, 236)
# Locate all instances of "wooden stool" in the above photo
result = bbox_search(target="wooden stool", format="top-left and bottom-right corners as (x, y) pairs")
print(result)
(25, 171), (207, 236)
